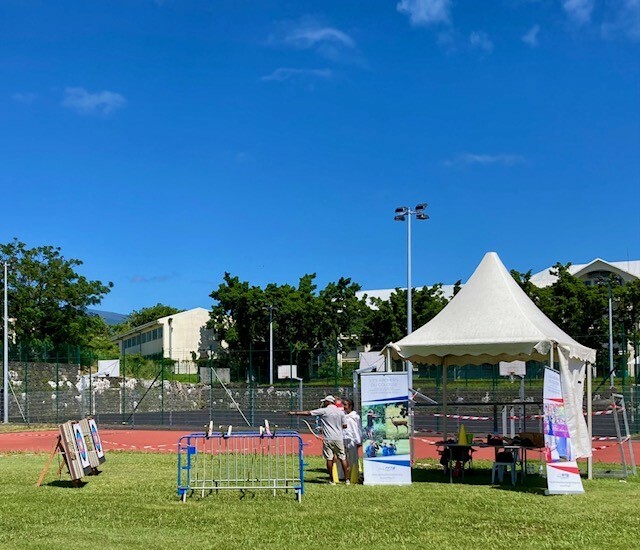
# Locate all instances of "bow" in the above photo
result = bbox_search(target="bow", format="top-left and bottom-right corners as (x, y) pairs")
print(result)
(301, 419), (322, 440)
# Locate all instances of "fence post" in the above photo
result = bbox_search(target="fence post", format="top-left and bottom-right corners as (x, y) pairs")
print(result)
(249, 343), (254, 427)
(621, 328), (627, 389)
(161, 360), (165, 426)
(289, 343), (294, 428)
(55, 351), (59, 424)
(88, 349), (93, 417)
(122, 353), (126, 424)
(23, 346), (28, 423)
(209, 348), (214, 423)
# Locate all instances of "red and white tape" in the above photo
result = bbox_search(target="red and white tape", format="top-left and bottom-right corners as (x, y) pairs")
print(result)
(432, 413), (491, 421)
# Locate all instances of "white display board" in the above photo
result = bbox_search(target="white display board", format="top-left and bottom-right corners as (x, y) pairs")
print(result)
(277, 365), (297, 379)
(97, 359), (120, 377)
(358, 352), (386, 372)
(499, 360), (526, 377)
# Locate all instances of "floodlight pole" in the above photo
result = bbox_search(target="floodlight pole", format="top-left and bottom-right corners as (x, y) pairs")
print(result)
(3, 261), (8, 424)
(394, 204), (428, 391)
(608, 284), (614, 388)
(265, 305), (276, 385)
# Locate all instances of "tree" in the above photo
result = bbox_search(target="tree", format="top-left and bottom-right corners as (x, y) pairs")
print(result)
(360, 285), (449, 350)
(208, 273), (368, 353)
(511, 264), (636, 367)
(0, 239), (113, 347)
(113, 303), (183, 334)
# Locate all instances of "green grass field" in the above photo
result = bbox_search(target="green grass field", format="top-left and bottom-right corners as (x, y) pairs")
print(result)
(0, 451), (638, 550)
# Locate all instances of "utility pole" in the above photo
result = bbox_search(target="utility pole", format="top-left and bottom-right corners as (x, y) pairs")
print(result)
(3, 261), (8, 423)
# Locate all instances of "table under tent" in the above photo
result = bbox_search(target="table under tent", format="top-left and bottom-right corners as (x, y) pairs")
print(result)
(385, 252), (598, 477)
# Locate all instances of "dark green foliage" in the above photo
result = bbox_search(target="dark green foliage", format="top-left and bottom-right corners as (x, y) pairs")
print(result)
(209, 273), (369, 354)
(0, 239), (113, 348)
(360, 285), (449, 350)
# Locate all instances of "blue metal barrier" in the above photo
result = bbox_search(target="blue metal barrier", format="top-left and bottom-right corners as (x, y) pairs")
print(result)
(177, 430), (305, 502)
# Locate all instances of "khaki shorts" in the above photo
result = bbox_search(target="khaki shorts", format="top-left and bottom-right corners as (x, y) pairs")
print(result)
(322, 439), (346, 461)
(345, 442), (359, 465)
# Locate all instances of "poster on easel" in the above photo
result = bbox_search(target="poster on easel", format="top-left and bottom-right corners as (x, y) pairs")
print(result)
(80, 418), (106, 467)
(543, 368), (584, 494)
(72, 422), (92, 473)
(58, 421), (89, 481)
(361, 372), (411, 485)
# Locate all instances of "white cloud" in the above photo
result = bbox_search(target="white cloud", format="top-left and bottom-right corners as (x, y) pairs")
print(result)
(562, 0), (595, 26)
(397, 0), (452, 26)
(397, 0), (451, 26)
(272, 17), (356, 61)
(444, 153), (525, 167)
(469, 30), (494, 52)
(284, 26), (354, 50)
(522, 24), (541, 47)
(12, 92), (37, 104)
(62, 87), (126, 115)
(261, 68), (333, 82)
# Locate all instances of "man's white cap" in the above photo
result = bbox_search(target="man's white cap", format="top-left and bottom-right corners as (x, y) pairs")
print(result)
(321, 395), (336, 403)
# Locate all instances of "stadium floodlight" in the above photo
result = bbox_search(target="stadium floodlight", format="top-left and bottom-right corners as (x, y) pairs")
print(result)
(393, 203), (429, 392)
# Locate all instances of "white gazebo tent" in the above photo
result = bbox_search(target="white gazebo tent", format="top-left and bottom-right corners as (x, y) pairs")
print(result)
(386, 252), (597, 475)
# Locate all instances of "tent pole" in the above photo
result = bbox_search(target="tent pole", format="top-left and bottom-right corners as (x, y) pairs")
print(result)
(587, 361), (593, 480)
(442, 357), (447, 442)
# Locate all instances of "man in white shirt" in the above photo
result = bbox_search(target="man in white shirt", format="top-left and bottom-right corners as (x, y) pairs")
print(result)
(343, 399), (362, 483)
(289, 395), (349, 485)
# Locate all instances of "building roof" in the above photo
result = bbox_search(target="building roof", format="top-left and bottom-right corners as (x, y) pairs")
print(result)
(112, 307), (210, 340)
(530, 258), (640, 288)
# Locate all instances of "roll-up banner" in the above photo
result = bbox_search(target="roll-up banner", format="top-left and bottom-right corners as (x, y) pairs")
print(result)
(361, 372), (411, 485)
(543, 368), (584, 494)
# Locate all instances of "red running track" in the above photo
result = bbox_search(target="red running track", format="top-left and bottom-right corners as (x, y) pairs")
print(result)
(0, 429), (636, 464)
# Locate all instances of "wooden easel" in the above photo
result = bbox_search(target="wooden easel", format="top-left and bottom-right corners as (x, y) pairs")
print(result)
(36, 435), (80, 487)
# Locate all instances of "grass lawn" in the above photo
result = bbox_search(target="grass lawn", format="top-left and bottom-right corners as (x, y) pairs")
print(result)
(0, 452), (638, 550)
(0, 424), (57, 434)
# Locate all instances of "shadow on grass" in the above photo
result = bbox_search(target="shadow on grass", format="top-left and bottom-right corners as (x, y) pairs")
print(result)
(411, 465), (547, 493)
(45, 480), (88, 489)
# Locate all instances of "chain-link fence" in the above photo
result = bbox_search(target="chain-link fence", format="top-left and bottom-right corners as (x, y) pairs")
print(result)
(1, 345), (638, 437)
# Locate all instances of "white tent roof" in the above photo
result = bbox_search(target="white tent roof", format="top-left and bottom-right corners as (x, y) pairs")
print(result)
(388, 252), (596, 366)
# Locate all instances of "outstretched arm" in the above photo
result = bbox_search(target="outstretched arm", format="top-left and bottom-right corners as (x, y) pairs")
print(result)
(288, 410), (312, 416)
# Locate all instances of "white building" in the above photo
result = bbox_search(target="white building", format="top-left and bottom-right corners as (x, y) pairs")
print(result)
(112, 307), (216, 367)
(530, 258), (640, 288)
(358, 258), (640, 306)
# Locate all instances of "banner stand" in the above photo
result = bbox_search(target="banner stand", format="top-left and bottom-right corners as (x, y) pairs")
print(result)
(543, 362), (585, 495)
(361, 371), (412, 485)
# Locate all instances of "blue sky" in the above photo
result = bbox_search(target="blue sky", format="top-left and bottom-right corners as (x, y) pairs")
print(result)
(1, 0), (639, 314)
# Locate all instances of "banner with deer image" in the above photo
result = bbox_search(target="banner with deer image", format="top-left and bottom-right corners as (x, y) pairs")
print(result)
(360, 372), (411, 485)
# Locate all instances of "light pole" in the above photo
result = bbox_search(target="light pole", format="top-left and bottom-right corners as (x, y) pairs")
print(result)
(3, 261), (8, 424)
(607, 284), (615, 388)
(264, 305), (277, 385)
(167, 318), (173, 363)
(597, 277), (616, 388)
(394, 203), (429, 391)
